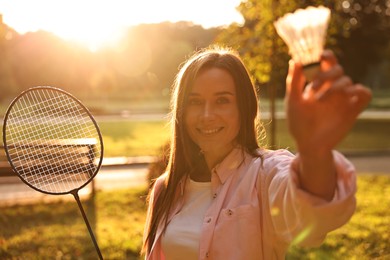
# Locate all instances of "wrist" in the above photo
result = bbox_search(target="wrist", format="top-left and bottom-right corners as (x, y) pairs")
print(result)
(297, 144), (333, 159)
(297, 146), (334, 173)
(296, 148), (336, 201)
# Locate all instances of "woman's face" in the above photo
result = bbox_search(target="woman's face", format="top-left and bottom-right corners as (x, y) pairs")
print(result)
(184, 67), (240, 158)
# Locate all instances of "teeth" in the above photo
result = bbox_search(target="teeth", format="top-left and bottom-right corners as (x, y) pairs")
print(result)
(200, 128), (220, 135)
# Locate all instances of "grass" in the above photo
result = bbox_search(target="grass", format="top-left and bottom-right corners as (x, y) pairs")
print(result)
(262, 118), (390, 153)
(98, 120), (170, 157)
(92, 116), (390, 158)
(0, 186), (149, 259)
(287, 174), (390, 259)
(0, 175), (389, 259)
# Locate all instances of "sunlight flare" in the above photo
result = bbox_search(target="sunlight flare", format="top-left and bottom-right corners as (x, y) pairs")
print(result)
(0, 0), (243, 51)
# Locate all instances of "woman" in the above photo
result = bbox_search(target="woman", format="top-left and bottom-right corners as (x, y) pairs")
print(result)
(142, 46), (371, 259)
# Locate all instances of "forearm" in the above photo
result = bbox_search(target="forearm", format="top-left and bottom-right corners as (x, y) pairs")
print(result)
(297, 150), (337, 201)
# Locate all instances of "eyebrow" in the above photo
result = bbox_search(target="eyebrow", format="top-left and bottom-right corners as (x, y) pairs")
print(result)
(188, 91), (235, 96)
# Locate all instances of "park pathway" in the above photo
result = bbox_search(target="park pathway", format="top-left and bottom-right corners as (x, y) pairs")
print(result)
(347, 152), (390, 174)
(0, 163), (148, 206)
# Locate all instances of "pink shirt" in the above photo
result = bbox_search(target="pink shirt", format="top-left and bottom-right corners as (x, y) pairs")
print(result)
(144, 148), (356, 260)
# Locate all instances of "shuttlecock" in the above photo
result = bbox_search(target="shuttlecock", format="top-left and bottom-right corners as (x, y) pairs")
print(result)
(274, 6), (331, 81)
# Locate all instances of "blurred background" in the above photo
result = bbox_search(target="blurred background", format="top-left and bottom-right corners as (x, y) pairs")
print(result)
(0, 0), (389, 259)
(0, 0), (389, 158)
(0, 0), (389, 157)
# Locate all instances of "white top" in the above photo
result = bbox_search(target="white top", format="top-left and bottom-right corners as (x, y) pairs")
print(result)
(161, 179), (212, 260)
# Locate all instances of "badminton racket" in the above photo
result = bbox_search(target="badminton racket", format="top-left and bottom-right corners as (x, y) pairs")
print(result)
(2, 86), (104, 259)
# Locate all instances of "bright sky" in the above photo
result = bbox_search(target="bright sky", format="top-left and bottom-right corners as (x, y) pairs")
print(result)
(0, 0), (244, 51)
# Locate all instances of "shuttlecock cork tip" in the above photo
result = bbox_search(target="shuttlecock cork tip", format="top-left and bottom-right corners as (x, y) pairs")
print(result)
(302, 62), (321, 82)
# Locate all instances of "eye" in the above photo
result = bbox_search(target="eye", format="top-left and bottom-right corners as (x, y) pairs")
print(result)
(216, 96), (230, 104)
(187, 97), (202, 106)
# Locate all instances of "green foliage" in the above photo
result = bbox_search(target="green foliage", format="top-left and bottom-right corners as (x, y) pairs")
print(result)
(0, 21), (220, 102)
(217, 0), (390, 97)
(328, 0), (390, 89)
(2, 0), (390, 104)
(216, 0), (296, 97)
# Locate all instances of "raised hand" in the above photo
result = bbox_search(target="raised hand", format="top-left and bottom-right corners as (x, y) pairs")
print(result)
(285, 50), (372, 156)
(285, 50), (372, 200)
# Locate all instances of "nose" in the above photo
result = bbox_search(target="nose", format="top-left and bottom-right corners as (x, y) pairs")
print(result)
(200, 102), (215, 121)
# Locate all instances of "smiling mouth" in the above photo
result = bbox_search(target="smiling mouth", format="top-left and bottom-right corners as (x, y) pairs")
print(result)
(197, 127), (223, 135)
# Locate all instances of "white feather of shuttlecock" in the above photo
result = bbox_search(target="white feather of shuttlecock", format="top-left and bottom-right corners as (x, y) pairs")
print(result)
(274, 6), (331, 80)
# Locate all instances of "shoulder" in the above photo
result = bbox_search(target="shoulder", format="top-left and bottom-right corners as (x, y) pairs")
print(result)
(154, 172), (168, 186)
(246, 149), (296, 184)
(239, 148), (295, 174)
(150, 172), (168, 199)
(259, 148), (295, 157)
(256, 148), (295, 167)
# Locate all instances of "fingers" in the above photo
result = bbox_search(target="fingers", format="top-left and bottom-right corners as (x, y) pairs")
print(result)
(341, 84), (372, 124)
(320, 50), (338, 69)
(318, 80), (372, 118)
(347, 84), (372, 111)
(286, 60), (305, 100)
(285, 50), (372, 115)
(312, 50), (343, 89)
(312, 64), (344, 89)
(316, 75), (353, 100)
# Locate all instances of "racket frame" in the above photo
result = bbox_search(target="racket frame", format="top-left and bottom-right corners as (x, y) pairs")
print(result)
(2, 86), (104, 195)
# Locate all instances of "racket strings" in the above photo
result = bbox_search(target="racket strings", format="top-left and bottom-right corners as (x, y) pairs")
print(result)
(5, 88), (102, 194)
(9, 93), (91, 139)
(19, 154), (94, 191)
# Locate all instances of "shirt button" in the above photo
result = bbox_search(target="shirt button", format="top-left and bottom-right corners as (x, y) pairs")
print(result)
(206, 252), (209, 258)
(213, 193), (217, 199)
(227, 209), (233, 216)
(206, 218), (212, 223)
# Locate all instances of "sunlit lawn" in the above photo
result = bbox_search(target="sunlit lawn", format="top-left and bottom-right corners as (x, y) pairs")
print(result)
(96, 117), (390, 158)
(97, 119), (170, 157)
(0, 186), (149, 260)
(287, 174), (390, 259)
(0, 175), (388, 259)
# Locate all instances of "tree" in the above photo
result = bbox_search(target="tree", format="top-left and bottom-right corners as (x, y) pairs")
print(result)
(0, 15), (19, 100)
(0, 21), (220, 104)
(217, 0), (390, 94)
(329, 0), (390, 89)
(216, 0), (308, 98)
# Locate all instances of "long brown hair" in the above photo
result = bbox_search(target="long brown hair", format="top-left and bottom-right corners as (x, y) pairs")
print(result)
(143, 46), (264, 254)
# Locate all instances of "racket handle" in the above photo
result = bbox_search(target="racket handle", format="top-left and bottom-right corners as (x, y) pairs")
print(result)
(72, 191), (104, 260)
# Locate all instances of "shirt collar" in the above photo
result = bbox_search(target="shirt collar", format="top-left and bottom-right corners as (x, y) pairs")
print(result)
(212, 147), (248, 184)
(178, 147), (251, 194)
